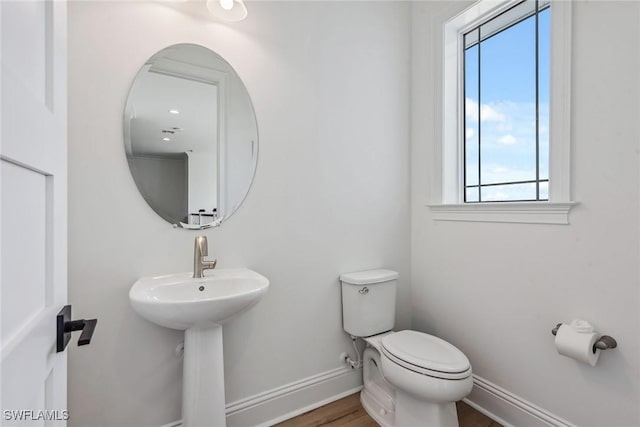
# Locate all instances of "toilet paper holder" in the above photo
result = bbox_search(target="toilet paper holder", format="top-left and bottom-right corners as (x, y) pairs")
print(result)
(551, 323), (617, 352)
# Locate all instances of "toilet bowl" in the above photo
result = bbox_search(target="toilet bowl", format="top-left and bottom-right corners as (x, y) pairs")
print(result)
(359, 330), (472, 427)
(340, 270), (473, 427)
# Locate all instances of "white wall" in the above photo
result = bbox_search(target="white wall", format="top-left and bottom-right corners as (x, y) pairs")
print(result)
(68, 2), (410, 426)
(411, 1), (640, 426)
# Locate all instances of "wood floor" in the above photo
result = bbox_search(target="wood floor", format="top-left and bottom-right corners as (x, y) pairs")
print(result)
(275, 393), (502, 427)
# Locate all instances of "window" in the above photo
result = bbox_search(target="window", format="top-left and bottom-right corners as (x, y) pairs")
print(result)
(432, 0), (575, 224)
(463, 1), (549, 203)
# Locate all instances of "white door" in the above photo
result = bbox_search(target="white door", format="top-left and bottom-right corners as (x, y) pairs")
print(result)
(1, 0), (68, 426)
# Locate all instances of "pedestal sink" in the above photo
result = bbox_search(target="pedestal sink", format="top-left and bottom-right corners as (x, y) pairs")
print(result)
(129, 268), (269, 427)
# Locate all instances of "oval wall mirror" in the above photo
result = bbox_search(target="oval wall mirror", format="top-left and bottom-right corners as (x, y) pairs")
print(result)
(123, 43), (258, 229)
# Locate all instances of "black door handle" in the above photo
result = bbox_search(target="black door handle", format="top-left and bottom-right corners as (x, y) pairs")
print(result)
(56, 305), (98, 353)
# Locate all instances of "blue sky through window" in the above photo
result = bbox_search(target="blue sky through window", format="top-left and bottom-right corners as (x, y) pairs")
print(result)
(464, 5), (550, 202)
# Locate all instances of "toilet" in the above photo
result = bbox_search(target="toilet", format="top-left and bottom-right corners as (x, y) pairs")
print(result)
(340, 269), (473, 427)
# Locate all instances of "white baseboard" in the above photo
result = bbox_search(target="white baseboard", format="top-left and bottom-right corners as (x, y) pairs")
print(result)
(253, 385), (363, 427)
(162, 370), (573, 427)
(229, 366), (362, 427)
(161, 366), (362, 427)
(466, 374), (575, 427)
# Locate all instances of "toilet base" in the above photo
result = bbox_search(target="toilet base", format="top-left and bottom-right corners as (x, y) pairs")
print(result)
(361, 344), (462, 427)
(361, 388), (394, 427)
(395, 389), (459, 427)
(361, 347), (395, 427)
(362, 385), (461, 427)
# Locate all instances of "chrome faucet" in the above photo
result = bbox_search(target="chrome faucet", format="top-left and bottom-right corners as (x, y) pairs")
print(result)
(193, 236), (217, 278)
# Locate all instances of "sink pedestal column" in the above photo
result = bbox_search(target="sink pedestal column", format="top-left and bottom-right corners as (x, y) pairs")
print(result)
(183, 325), (226, 427)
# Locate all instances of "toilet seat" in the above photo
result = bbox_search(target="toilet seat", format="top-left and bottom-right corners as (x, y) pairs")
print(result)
(381, 330), (471, 380)
(363, 331), (393, 351)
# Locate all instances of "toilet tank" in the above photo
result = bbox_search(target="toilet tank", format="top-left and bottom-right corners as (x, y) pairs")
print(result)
(340, 269), (399, 337)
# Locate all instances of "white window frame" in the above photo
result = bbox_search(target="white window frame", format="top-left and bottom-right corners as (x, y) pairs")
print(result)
(429, 0), (576, 225)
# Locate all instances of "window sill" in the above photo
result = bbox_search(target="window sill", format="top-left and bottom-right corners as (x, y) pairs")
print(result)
(427, 201), (577, 225)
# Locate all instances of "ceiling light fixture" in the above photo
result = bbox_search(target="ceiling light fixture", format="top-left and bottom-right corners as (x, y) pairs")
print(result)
(206, 0), (247, 22)
(162, 137), (171, 142)
(168, 109), (180, 115)
(219, 0), (233, 11)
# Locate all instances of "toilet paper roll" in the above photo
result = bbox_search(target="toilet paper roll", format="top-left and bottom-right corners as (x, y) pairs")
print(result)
(554, 322), (600, 366)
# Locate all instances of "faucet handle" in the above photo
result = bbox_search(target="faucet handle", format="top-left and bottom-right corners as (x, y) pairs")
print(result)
(203, 259), (217, 270)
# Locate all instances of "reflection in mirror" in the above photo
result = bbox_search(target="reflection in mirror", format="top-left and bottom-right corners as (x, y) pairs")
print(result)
(124, 44), (258, 229)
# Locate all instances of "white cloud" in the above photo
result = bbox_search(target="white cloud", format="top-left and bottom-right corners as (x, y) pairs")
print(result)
(496, 121), (513, 132)
(465, 98), (506, 123)
(466, 128), (475, 139)
(482, 165), (536, 184)
(464, 98), (550, 201)
(490, 166), (511, 174)
(480, 104), (505, 122)
(498, 134), (517, 145)
(465, 98), (479, 121)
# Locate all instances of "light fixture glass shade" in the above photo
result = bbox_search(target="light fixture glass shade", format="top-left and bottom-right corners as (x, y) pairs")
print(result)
(219, 0), (234, 10)
(206, 0), (248, 22)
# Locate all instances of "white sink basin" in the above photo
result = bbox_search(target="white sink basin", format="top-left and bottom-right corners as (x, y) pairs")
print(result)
(130, 265), (269, 426)
(129, 268), (269, 330)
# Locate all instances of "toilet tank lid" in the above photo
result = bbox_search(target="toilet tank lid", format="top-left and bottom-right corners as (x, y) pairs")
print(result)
(340, 269), (399, 285)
